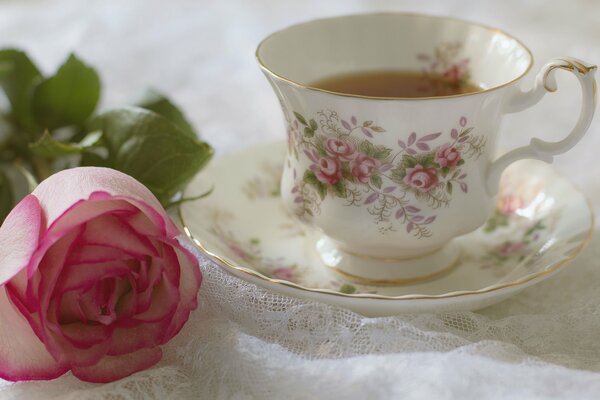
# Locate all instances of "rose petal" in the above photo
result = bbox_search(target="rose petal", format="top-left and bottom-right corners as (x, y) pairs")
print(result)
(71, 347), (162, 383)
(31, 168), (180, 239)
(0, 288), (67, 381)
(31, 167), (168, 229)
(81, 213), (159, 257)
(163, 243), (201, 340)
(133, 274), (179, 323)
(125, 210), (161, 237)
(107, 316), (173, 356)
(0, 195), (43, 285)
(35, 227), (83, 313)
(45, 198), (135, 244)
(57, 261), (131, 294)
(27, 199), (134, 278)
(65, 244), (136, 265)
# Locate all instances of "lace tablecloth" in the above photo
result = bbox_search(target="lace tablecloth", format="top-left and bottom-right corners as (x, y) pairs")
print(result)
(1, 0), (600, 398)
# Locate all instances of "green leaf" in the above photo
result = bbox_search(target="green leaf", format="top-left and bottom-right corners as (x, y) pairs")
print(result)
(0, 49), (42, 130)
(293, 112), (308, 126)
(32, 54), (100, 129)
(446, 181), (453, 194)
(339, 284), (356, 294)
(370, 174), (383, 189)
(371, 126), (386, 132)
(29, 130), (102, 158)
(96, 107), (213, 205)
(359, 140), (376, 157)
(309, 119), (318, 131)
(303, 170), (319, 186)
(0, 170), (14, 223)
(332, 180), (347, 197)
(303, 127), (315, 137)
(80, 151), (110, 168)
(315, 182), (326, 200)
(363, 120), (373, 127)
(373, 146), (392, 160)
(401, 155), (418, 169)
(134, 88), (197, 139)
(459, 127), (474, 137)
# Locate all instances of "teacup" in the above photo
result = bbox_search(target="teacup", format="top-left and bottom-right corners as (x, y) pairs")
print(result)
(256, 13), (596, 284)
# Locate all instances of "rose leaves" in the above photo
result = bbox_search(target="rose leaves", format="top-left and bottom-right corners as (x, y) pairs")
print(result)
(0, 49), (213, 221)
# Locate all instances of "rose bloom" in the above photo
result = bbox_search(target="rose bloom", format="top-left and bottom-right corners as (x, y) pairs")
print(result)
(325, 138), (356, 160)
(315, 156), (342, 185)
(435, 143), (462, 168)
(350, 154), (380, 183)
(0, 167), (201, 383)
(403, 164), (439, 192)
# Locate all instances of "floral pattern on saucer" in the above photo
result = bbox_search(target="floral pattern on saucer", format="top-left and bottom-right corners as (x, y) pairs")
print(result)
(180, 141), (592, 308)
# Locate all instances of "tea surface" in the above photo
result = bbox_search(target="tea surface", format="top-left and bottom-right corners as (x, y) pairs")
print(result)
(310, 70), (482, 98)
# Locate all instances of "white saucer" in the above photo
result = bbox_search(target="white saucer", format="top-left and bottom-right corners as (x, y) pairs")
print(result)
(179, 142), (593, 316)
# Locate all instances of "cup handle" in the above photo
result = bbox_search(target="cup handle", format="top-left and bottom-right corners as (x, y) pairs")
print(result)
(485, 57), (597, 195)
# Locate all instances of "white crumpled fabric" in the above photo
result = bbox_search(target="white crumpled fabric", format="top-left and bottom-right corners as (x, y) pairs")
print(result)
(1, 0), (600, 398)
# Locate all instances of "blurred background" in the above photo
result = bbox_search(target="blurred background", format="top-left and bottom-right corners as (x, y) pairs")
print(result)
(0, 0), (598, 206)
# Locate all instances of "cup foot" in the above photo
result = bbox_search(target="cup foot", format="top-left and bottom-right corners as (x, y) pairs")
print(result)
(316, 237), (460, 286)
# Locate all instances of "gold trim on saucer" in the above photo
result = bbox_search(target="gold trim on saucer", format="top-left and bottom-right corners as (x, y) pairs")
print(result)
(178, 194), (594, 301)
(256, 12), (534, 102)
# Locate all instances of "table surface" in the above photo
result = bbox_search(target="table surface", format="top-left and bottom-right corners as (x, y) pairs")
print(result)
(0, 0), (599, 399)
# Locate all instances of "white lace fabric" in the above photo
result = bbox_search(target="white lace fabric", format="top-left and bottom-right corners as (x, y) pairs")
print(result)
(1, 0), (600, 398)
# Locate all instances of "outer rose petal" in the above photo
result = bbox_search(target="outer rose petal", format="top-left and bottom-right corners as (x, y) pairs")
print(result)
(71, 347), (162, 383)
(164, 242), (202, 339)
(32, 167), (179, 236)
(0, 288), (67, 381)
(0, 195), (43, 285)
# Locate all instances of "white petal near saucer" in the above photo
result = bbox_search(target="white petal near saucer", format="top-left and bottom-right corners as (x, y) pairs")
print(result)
(179, 141), (593, 316)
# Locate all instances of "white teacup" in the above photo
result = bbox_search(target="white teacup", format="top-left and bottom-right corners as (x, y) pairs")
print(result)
(256, 13), (596, 284)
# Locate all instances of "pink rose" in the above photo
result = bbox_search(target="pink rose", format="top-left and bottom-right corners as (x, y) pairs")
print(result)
(272, 267), (294, 281)
(325, 138), (356, 160)
(0, 167), (201, 383)
(315, 156), (342, 185)
(435, 143), (461, 168)
(350, 154), (380, 183)
(404, 164), (439, 192)
(443, 64), (465, 82)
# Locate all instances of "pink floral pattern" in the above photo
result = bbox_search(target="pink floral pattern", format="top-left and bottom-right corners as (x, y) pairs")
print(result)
(351, 154), (381, 183)
(480, 193), (548, 274)
(403, 164), (439, 192)
(287, 109), (486, 237)
(314, 156), (342, 185)
(435, 143), (462, 168)
(417, 42), (471, 87)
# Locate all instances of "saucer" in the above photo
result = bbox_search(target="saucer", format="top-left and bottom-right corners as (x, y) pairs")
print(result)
(179, 142), (593, 316)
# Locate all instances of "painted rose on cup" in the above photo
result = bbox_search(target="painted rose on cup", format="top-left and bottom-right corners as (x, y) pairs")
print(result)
(325, 138), (356, 160)
(403, 164), (439, 192)
(435, 143), (462, 168)
(0, 167), (201, 383)
(351, 154), (381, 183)
(314, 156), (342, 185)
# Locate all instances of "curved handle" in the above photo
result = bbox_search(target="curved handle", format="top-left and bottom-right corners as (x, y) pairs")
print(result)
(485, 57), (597, 195)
